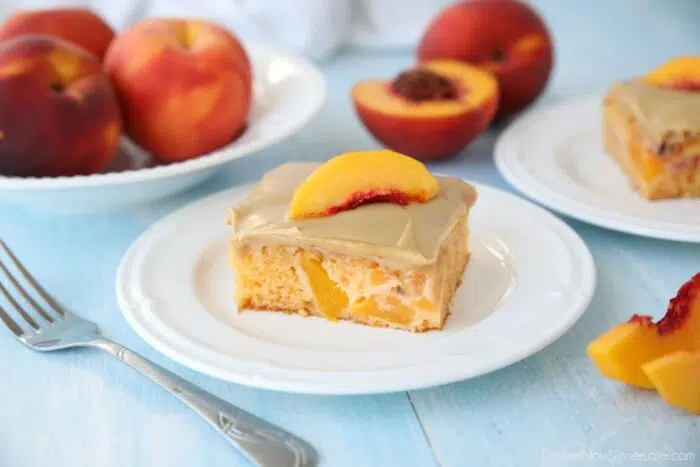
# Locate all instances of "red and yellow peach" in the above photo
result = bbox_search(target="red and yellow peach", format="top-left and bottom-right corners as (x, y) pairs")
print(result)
(0, 8), (115, 61)
(351, 60), (498, 160)
(104, 18), (252, 163)
(0, 35), (121, 177)
(417, 0), (553, 119)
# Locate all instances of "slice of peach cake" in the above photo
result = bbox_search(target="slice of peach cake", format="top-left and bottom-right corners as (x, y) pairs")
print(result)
(226, 149), (477, 332)
(603, 57), (700, 200)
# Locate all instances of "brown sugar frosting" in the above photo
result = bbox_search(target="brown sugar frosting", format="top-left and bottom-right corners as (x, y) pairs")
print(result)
(606, 79), (700, 148)
(228, 162), (477, 266)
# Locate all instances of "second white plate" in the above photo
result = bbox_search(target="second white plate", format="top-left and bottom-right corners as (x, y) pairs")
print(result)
(495, 94), (700, 242)
(116, 182), (596, 395)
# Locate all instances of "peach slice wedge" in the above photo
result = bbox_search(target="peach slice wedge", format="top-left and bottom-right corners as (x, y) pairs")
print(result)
(643, 350), (700, 415)
(643, 56), (700, 91)
(587, 273), (700, 389)
(351, 60), (498, 161)
(288, 149), (440, 220)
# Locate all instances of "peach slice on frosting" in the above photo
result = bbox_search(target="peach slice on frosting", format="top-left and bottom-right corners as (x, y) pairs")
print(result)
(288, 149), (440, 220)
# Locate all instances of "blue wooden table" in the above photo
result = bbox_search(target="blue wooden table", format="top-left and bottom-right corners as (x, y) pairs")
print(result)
(2, 1), (699, 466)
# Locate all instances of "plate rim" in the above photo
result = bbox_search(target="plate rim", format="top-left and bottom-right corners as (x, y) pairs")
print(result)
(494, 93), (700, 243)
(115, 180), (597, 395)
(0, 43), (327, 191)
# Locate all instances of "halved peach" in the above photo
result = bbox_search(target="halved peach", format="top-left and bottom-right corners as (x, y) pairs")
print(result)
(288, 149), (440, 219)
(351, 60), (498, 161)
(587, 273), (700, 388)
(643, 350), (700, 415)
(643, 56), (700, 91)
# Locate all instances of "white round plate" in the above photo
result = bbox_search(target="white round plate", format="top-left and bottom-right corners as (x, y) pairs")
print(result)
(0, 44), (326, 214)
(116, 181), (596, 395)
(495, 94), (700, 242)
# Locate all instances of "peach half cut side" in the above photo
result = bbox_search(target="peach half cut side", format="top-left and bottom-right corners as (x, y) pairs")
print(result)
(287, 149), (440, 220)
(351, 60), (498, 160)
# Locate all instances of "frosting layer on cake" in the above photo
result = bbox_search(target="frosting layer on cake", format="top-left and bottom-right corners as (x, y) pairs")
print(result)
(606, 80), (700, 148)
(229, 162), (476, 266)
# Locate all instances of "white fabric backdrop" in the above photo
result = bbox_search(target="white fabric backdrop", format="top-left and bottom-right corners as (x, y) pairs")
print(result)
(0, 0), (457, 61)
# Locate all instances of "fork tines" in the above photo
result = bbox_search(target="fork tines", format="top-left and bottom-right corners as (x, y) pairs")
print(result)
(0, 240), (65, 336)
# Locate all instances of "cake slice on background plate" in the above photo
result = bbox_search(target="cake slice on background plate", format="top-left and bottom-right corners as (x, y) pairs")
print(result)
(603, 56), (700, 200)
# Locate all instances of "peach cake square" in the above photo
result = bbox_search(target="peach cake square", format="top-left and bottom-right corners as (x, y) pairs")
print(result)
(603, 79), (700, 200)
(226, 151), (477, 332)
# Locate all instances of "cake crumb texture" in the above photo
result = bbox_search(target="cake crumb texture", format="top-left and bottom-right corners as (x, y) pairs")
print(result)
(229, 216), (470, 332)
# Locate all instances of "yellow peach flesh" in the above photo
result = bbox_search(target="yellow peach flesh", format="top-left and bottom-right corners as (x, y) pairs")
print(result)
(587, 274), (700, 389)
(351, 296), (415, 327)
(298, 254), (348, 321)
(352, 60), (497, 118)
(644, 56), (700, 86)
(288, 149), (440, 220)
(643, 350), (700, 415)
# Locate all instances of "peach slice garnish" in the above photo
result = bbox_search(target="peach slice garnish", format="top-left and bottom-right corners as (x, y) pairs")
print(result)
(351, 60), (498, 161)
(587, 273), (700, 389)
(287, 149), (440, 220)
(643, 56), (700, 91)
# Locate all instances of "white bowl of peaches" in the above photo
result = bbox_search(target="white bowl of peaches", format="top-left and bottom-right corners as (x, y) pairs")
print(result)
(0, 8), (326, 213)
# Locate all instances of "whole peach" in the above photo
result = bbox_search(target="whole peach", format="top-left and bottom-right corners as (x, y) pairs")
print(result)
(104, 18), (252, 163)
(0, 8), (115, 61)
(0, 35), (122, 177)
(418, 0), (554, 119)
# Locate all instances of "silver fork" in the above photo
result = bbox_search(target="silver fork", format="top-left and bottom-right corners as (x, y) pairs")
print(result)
(0, 239), (317, 467)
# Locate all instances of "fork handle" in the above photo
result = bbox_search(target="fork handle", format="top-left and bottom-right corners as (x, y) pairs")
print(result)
(90, 338), (316, 467)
